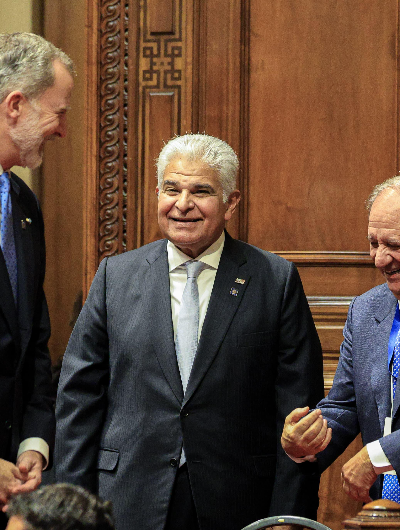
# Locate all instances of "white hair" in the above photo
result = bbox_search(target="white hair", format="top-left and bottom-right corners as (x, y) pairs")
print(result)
(366, 176), (400, 211)
(156, 133), (239, 202)
(0, 32), (75, 103)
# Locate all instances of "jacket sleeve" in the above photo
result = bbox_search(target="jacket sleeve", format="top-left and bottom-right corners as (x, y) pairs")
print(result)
(268, 263), (324, 519)
(315, 297), (361, 472)
(55, 257), (110, 492)
(18, 201), (54, 461)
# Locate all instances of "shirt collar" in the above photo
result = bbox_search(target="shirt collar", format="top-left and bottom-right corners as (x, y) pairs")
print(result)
(167, 231), (225, 272)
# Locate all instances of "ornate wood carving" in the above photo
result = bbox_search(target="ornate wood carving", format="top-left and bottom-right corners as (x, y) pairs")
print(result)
(97, 0), (129, 259)
(344, 500), (400, 530)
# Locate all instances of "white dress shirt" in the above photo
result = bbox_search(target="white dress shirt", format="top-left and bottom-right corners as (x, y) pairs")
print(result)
(168, 231), (225, 342)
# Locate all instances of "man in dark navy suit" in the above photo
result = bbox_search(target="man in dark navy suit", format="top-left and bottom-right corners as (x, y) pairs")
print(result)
(56, 134), (324, 530)
(0, 32), (74, 521)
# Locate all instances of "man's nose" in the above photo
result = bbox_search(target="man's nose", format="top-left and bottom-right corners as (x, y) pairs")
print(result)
(176, 191), (194, 211)
(55, 116), (68, 138)
(373, 245), (392, 268)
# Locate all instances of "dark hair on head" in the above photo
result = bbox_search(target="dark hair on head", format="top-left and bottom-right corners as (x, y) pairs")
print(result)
(7, 484), (115, 530)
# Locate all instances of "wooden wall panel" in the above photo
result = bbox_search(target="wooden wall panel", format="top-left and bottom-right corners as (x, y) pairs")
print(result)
(192, 0), (244, 238)
(142, 91), (177, 243)
(248, 0), (398, 253)
(42, 0), (86, 363)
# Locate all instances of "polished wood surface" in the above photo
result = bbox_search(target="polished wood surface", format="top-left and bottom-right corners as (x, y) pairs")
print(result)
(344, 499), (400, 530)
(42, 1), (400, 528)
(318, 436), (363, 530)
(42, 0), (86, 362)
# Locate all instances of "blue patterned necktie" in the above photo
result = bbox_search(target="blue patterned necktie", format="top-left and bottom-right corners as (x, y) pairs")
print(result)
(0, 172), (18, 302)
(382, 329), (400, 502)
(175, 260), (206, 393)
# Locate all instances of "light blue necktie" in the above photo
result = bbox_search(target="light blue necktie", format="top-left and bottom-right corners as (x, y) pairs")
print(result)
(382, 330), (400, 502)
(175, 260), (206, 393)
(0, 172), (17, 303)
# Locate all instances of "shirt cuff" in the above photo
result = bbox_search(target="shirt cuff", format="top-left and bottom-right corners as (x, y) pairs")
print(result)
(366, 440), (393, 474)
(17, 438), (49, 470)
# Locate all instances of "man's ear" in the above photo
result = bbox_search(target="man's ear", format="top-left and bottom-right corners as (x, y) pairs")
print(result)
(5, 91), (25, 119)
(224, 190), (241, 222)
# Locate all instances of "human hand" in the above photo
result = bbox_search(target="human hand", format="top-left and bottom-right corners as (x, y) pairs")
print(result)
(8, 451), (43, 498)
(341, 446), (377, 503)
(281, 407), (332, 458)
(0, 459), (23, 508)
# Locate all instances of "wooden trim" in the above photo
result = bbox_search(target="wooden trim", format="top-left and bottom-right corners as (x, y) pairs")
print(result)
(238, 0), (250, 242)
(274, 250), (374, 266)
(84, 0), (101, 297)
(308, 296), (353, 306)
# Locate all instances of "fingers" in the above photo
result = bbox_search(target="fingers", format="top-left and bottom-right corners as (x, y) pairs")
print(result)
(286, 408), (323, 434)
(11, 478), (41, 496)
(287, 406), (311, 423)
(341, 447), (377, 503)
(11, 467), (23, 481)
(341, 471), (372, 503)
(317, 426), (332, 452)
(282, 408), (331, 458)
(10, 465), (42, 496)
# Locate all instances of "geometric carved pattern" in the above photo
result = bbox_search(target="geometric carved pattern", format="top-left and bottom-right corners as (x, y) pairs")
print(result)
(135, 0), (186, 248)
(142, 0), (183, 90)
(96, 0), (185, 259)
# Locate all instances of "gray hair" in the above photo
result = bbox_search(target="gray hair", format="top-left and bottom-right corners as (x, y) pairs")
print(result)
(0, 32), (75, 103)
(366, 176), (400, 211)
(156, 133), (239, 202)
(7, 483), (115, 530)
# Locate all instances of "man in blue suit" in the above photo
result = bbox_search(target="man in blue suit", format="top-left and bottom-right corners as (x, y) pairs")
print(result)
(282, 176), (400, 504)
(0, 32), (74, 521)
(55, 134), (324, 530)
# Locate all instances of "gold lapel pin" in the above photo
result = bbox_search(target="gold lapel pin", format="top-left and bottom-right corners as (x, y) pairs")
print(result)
(230, 288), (239, 296)
(21, 218), (32, 229)
(235, 278), (245, 284)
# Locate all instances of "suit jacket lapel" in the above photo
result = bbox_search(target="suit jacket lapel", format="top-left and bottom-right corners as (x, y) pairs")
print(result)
(184, 235), (250, 404)
(146, 241), (184, 404)
(371, 289), (398, 429)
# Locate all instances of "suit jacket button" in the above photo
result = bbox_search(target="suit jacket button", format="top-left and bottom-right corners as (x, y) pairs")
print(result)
(181, 409), (189, 417)
(170, 458), (178, 467)
(4, 421), (11, 430)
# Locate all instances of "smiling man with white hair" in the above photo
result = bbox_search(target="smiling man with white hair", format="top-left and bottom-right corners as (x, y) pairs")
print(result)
(56, 133), (323, 530)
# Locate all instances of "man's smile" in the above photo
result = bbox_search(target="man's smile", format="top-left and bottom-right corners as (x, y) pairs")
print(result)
(383, 268), (400, 277)
(170, 217), (202, 223)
